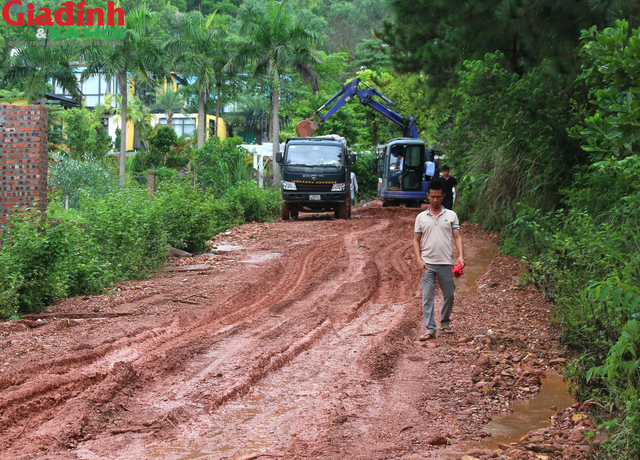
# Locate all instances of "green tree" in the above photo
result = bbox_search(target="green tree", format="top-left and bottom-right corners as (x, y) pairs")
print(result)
(223, 93), (270, 144)
(579, 20), (640, 160)
(237, 0), (320, 184)
(62, 107), (113, 161)
(82, 5), (164, 185)
(148, 125), (179, 167)
(380, 0), (640, 87)
(6, 27), (81, 105)
(152, 84), (184, 128)
(102, 93), (156, 153)
(195, 136), (251, 195)
(445, 53), (585, 229)
(167, 12), (234, 148)
(49, 154), (115, 208)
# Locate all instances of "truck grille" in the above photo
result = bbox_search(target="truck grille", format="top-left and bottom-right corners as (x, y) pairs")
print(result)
(294, 183), (333, 192)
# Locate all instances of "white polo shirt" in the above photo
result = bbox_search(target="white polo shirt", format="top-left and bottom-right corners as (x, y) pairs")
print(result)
(414, 207), (460, 265)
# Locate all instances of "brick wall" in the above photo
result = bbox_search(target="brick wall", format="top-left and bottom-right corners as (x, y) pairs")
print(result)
(0, 104), (48, 226)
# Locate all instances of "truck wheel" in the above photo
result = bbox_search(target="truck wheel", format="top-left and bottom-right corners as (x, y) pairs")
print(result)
(281, 202), (290, 220)
(337, 200), (349, 219)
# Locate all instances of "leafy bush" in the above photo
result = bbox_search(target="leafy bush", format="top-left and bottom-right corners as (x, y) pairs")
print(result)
(586, 282), (640, 459)
(579, 20), (640, 161)
(196, 136), (251, 195)
(61, 107), (112, 161)
(0, 209), (108, 317)
(224, 181), (280, 223)
(153, 167), (179, 182)
(77, 186), (169, 282)
(444, 52), (586, 230)
(153, 179), (224, 253)
(148, 126), (179, 168)
(49, 154), (116, 208)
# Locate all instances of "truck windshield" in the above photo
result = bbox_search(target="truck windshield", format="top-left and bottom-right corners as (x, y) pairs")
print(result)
(286, 144), (343, 169)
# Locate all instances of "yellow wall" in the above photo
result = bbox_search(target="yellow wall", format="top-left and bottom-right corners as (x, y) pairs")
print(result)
(4, 96), (28, 105)
(200, 114), (228, 141)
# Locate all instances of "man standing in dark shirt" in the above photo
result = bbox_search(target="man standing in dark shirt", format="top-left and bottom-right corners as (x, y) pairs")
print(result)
(438, 165), (459, 210)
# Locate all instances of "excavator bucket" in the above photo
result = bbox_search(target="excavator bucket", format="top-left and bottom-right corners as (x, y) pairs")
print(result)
(295, 119), (319, 137)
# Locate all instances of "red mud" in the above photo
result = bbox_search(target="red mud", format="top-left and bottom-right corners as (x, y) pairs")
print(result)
(0, 203), (597, 459)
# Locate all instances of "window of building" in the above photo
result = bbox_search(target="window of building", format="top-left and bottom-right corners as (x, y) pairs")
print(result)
(159, 117), (196, 137)
(53, 73), (119, 108)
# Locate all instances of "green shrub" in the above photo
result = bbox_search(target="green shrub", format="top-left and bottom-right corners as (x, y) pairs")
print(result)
(148, 126), (180, 168)
(78, 186), (168, 281)
(153, 178), (221, 253)
(196, 136), (251, 195)
(224, 181), (280, 223)
(0, 209), (95, 317)
(61, 107), (112, 161)
(1, 169), (281, 318)
(153, 167), (179, 182)
(49, 154), (116, 208)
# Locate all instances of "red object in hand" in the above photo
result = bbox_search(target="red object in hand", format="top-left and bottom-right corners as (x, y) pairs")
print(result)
(452, 262), (464, 278)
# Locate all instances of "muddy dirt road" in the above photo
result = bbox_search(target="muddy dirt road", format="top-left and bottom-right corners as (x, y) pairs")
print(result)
(0, 203), (574, 459)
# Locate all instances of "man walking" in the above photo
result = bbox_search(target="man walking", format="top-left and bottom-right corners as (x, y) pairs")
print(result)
(413, 181), (465, 340)
(438, 165), (459, 209)
(350, 171), (358, 211)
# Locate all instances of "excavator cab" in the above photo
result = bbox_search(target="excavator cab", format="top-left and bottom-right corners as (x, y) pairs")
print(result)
(376, 138), (432, 207)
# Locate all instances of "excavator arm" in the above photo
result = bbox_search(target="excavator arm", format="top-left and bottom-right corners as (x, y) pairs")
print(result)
(296, 78), (419, 139)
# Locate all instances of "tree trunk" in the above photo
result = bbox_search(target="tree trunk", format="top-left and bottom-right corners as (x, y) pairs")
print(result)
(167, 113), (173, 128)
(198, 88), (206, 149)
(272, 73), (281, 186)
(119, 70), (128, 186)
(215, 81), (222, 139)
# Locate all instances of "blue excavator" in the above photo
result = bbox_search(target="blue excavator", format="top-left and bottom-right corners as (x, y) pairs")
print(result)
(296, 78), (437, 207)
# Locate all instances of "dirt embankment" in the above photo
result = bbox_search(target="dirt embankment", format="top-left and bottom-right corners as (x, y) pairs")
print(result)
(0, 203), (600, 459)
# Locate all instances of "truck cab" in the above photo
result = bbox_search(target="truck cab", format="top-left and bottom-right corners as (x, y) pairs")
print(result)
(374, 138), (438, 207)
(276, 135), (356, 220)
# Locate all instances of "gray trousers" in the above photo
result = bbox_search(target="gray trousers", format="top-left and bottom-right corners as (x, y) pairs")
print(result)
(421, 264), (455, 334)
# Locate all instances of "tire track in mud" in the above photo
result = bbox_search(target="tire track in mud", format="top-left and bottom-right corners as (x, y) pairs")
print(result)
(0, 217), (389, 457)
(87, 217), (422, 458)
(96, 219), (388, 426)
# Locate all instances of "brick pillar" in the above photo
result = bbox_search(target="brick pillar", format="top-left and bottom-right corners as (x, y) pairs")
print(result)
(0, 104), (48, 226)
(147, 171), (156, 194)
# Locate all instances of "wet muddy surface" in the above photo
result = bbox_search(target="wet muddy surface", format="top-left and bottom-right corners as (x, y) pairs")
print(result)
(442, 371), (575, 459)
(0, 203), (595, 459)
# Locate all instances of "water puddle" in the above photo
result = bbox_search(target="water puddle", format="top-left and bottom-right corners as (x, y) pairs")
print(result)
(213, 244), (243, 252)
(240, 252), (282, 264)
(456, 244), (499, 296)
(442, 371), (575, 458)
(145, 385), (297, 460)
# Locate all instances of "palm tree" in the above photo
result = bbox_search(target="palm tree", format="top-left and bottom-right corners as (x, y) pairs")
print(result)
(152, 84), (183, 128)
(166, 13), (233, 148)
(103, 93), (156, 152)
(236, 0), (319, 184)
(6, 27), (81, 105)
(82, 5), (163, 185)
(225, 94), (270, 144)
